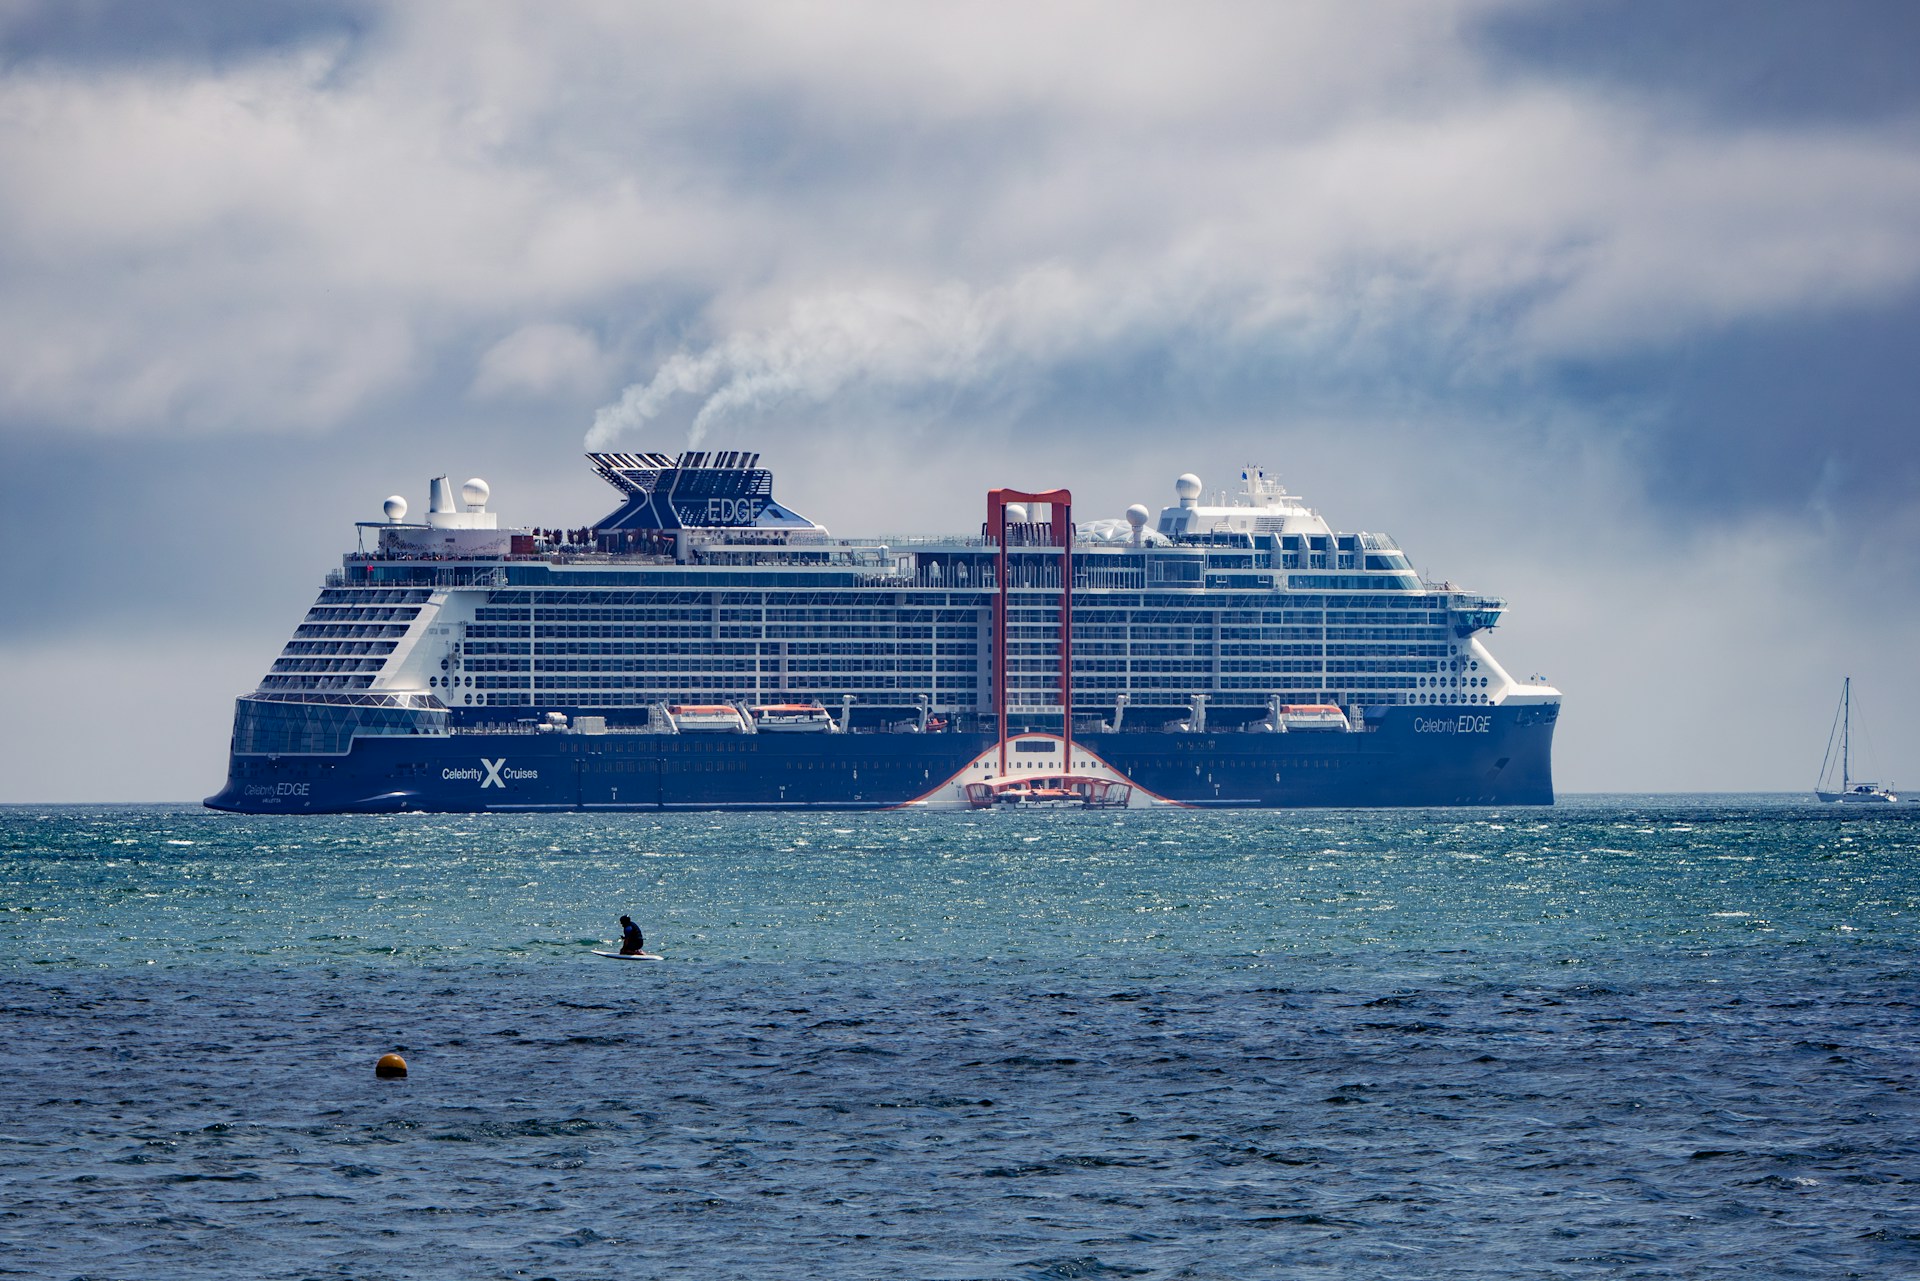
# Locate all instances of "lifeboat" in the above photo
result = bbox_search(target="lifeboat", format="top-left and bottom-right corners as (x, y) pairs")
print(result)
(749, 703), (837, 733)
(1275, 704), (1350, 732)
(667, 704), (748, 734)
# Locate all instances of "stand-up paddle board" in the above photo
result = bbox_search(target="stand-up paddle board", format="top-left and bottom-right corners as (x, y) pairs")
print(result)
(591, 949), (664, 961)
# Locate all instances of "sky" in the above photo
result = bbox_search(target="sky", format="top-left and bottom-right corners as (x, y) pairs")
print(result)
(2, 0), (1917, 801)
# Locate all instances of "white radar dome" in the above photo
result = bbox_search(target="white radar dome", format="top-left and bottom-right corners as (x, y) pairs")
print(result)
(383, 495), (408, 522)
(461, 477), (491, 510)
(1125, 503), (1150, 528)
(1004, 503), (1028, 522)
(1175, 473), (1203, 503)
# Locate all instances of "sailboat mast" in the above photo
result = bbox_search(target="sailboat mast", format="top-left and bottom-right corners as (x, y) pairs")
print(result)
(1842, 676), (1851, 790)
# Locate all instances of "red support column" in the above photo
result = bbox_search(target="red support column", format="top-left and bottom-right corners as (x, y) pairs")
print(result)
(995, 501), (1008, 777)
(987, 487), (1073, 780)
(1056, 498), (1072, 773)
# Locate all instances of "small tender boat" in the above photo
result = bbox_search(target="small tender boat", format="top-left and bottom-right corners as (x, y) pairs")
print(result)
(1815, 678), (1897, 803)
(749, 702), (837, 733)
(963, 775), (1134, 809)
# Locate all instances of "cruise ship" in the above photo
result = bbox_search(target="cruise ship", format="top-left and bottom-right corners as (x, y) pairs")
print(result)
(205, 451), (1561, 813)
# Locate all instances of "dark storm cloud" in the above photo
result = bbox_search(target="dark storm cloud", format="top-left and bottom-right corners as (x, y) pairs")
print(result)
(0, 0), (372, 69)
(1540, 295), (1920, 528)
(1467, 0), (1920, 536)
(0, 400), (626, 643)
(1479, 0), (1920, 127)
(0, 434), (354, 643)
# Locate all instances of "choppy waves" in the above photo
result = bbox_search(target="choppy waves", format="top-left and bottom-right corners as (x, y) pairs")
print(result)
(1, 799), (1917, 1278)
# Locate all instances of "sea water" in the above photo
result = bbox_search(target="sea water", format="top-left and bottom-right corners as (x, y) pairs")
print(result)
(1, 798), (1915, 1279)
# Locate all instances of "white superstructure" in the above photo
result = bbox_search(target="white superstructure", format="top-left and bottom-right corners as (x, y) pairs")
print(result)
(248, 454), (1562, 738)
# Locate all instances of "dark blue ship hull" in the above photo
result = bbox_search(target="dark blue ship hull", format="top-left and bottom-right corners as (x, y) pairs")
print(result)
(205, 704), (1557, 813)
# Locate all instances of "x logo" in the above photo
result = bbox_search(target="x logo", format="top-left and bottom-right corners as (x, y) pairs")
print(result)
(480, 758), (507, 788)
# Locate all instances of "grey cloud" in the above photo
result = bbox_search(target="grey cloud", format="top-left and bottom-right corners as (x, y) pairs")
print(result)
(588, 271), (1123, 449)
(4, 0), (1917, 451)
(4, 0), (1920, 798)
(471, 323), (610, 400)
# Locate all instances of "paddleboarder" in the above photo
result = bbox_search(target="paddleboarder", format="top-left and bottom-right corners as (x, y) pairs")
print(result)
(618, 915), (645, 956)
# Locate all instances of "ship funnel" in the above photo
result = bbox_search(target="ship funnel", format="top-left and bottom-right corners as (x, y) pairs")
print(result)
(429, 475), (456, 514)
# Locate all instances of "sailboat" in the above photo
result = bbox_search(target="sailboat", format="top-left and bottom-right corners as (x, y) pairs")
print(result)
(1815, 678), (1898, 803)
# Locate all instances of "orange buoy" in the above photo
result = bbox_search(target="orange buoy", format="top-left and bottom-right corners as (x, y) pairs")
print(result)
(375, 1053), (408, 1078)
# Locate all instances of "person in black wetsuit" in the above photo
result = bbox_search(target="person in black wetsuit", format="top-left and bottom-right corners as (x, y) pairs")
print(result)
(618, 915), (645, 955)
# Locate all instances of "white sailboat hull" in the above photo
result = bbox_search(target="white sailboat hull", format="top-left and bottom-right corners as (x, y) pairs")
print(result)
(1816, 788), (1898, 804)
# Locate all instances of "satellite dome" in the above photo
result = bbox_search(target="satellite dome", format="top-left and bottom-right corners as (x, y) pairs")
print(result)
(1125, 503), (1150, 528)
(1175, 473), (1202, 505)
(383, 495), (408, 522)
(1004, 503), (1028, 522)
(461, 477), (491, 510)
